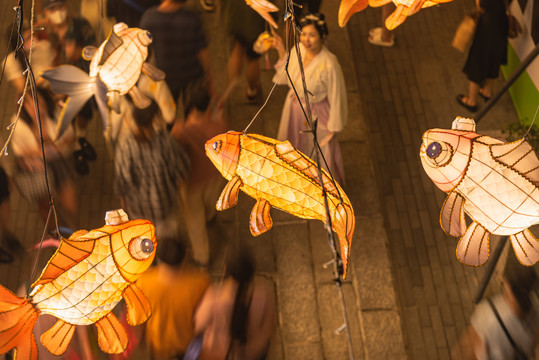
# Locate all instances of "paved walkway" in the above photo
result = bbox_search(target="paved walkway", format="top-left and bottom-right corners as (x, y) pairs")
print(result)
(0, 0), (530, 359)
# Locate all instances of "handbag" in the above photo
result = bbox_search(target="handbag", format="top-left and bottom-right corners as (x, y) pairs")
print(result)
(452, 13), (477, 53)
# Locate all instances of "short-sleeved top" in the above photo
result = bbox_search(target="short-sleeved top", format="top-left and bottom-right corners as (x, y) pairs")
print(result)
(107, 0), (160, 28)
(139, 6), (207, 98)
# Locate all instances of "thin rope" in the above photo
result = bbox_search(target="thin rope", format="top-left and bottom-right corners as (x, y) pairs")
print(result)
(524, 105), (539, 139)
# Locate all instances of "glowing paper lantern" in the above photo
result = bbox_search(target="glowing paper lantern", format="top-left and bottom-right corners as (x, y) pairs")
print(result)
(205, 131), (355, 278)
(339, 0), (453, 29)
(0, 209), (156, 359)
(246, 0), (279, 29)
(419, 117), (539, 266)
(42, 22), (165, 139)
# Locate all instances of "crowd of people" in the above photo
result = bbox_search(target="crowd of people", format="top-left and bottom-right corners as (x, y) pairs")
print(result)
(0, 0), (345, 358)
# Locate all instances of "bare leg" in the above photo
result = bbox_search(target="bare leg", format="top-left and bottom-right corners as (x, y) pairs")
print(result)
(227, 41), (245, 89)
(246, 56), (260, 92)
(466, 80), (480, 107)
(0, 200), (11, 235)
(56, 180), (78, 230)
(381, 4), (393, 42)
(480, 79), (493, 98)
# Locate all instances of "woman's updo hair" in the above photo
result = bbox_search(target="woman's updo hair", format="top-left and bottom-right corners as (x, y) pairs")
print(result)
(299, 13), (329, 38)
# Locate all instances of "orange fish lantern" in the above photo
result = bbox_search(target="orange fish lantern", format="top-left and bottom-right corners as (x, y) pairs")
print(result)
(339, 0), (453, 29)
(419, 117), (539, 267)
(246, 0), (279, 29)
(205, 131), (354, 278)
(0, 209), (156, 360)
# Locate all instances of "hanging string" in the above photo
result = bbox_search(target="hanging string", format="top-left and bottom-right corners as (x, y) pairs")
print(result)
(524, 104), (539, 139)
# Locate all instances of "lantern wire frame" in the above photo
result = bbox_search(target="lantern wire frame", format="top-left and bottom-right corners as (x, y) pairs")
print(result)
(243, 1), (355, 358)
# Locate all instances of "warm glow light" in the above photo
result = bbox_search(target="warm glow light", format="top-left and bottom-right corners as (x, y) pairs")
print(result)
(205, 131), (354, 278)
(42, 22), (165, 139)
(420, 117), (539, 267)
(0, 210), (156, 359)
(339, 0), (454, 29)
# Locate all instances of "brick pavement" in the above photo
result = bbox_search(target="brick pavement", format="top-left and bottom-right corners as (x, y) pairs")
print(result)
(0, 0), (528, 359)
(346, 0), (522, 358)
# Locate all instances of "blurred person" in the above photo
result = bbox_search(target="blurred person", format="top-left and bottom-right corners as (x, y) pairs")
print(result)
(171, 81), (228, 267)
(0, 166), (18, 263)
(139, 0), (215, 111)
(113, 99), (190, 234)
(3, 22), (55, 95)
(452, 257), (539, 359)
(272, 13), (347, 184)
(223, 0), (271, 102)
(10, 87), (78, 235)
(137, 232), (210, 359)
(367, 4), (395, 47)
(107, 0), (160, 28)
(37, 0), (97, 175)
(456, 0), (508, 112)
(194, 245), (276, 360)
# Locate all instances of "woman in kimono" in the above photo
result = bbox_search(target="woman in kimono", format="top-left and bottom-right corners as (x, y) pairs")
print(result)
(272, 13), (348, 184)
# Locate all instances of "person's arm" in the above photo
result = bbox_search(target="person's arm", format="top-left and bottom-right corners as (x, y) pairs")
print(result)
(451, 325), (482, 360)
(197, 47), (218, 98)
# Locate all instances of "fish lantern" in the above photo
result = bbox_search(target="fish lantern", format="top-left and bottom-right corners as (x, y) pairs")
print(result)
(205, 131), (355, 278)
(419, 117), (539, 267)
(42, 22), (165, 139)
(339, 0), (453, 29)
(246, 0), (279, 29)
(0, 209), (156, 360)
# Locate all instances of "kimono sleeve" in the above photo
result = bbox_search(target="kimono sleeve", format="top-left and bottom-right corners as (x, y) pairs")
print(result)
(325, 55), (348, 132)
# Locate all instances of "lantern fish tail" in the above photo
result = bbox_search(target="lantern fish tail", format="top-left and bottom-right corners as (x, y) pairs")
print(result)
(0, 285), (39, 360)
(332, 202), (355, 279)
(41, 65), (96, 140)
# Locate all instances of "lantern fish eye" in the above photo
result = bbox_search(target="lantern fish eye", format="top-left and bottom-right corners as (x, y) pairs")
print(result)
(138, 31), (152, 46)
(129, 237), (154, 260)
(426, 142), (441, 158)
(212, 140), (222, 152)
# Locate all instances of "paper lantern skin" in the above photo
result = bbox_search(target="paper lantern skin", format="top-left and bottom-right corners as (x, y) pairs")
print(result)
(0, 210), (156, 360)
(419, 117), (539, 267)
(41, 22), (165, 139)
(338, 0), (453, 29)
(245, 0), (278, 29)
(205, 131), (355, 278)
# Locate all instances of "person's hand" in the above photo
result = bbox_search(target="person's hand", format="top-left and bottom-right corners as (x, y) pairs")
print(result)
(271, 30), (286, 60)
(319, 132), (335, 147)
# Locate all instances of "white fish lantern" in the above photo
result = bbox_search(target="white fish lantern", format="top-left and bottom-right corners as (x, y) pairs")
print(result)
(42, 22), (165, 139)
(419, 117), (539, 267)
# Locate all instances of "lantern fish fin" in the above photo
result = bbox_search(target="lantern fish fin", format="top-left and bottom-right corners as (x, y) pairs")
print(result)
(123, 284), (152, 326)
(338, 0), (368, 27)
(95, 312), (129, 354)
(107, 91), (122, 114)
(141, 62), (166, 82)
(333, 202), (354, 278)
(32, 231), (94, 287)
(41, 319), (75, 356)
(128, 86), (151, 110)
(248, 0), (279, 29)
(440, 191), (467, 237)
(368, 0), (391, 7)
(82, 45), (98, 61)
(491, 138), (539, 184)
(99, 27), (124, 67)
(0, 285), (39, 360)
(384, 5), (408, 30)
(217, 175), (243, 211)
(510, 229), (539, 266)
(249, 199), (273, 236)
(275, 140), (341, 198)
(41, 65), (96, 140)
(456, 222), (490, 266)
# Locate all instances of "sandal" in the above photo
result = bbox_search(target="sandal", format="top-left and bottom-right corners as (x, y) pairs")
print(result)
(0, 247), (13, 264)
(74, 150), (90, 175)
(368, 30), (395, 47)
(456, 94), (478, 112)
(78, 137), (96, 161)
(478, 91), (491, 102)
